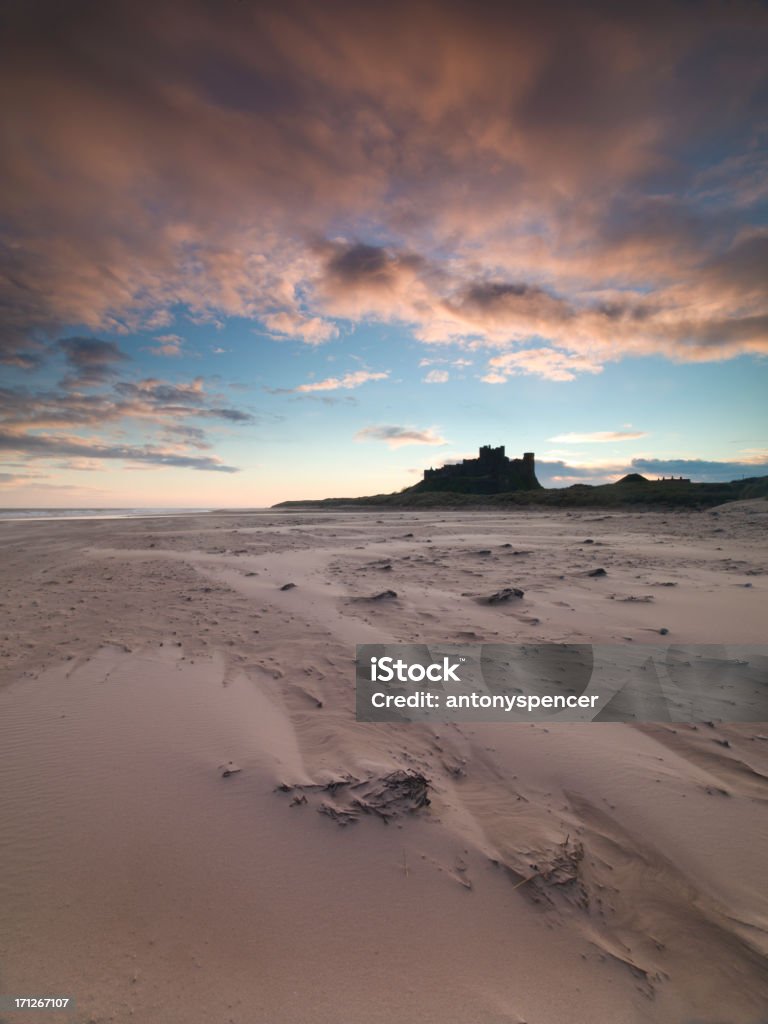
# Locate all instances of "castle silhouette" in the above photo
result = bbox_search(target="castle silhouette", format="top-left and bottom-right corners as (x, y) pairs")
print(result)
(413, 445), (541, 494)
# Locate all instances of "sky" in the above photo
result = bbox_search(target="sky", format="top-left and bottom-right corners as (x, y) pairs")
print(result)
(1, 0), (766, 507)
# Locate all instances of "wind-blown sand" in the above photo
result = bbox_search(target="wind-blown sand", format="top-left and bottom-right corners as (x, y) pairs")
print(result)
(1, 505), (767, 1024)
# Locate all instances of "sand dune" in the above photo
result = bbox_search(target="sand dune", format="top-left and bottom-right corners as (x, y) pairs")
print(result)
(1, 505), (767, 1023)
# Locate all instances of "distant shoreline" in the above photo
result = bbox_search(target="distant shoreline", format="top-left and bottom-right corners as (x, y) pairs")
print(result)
(0, 507), (216, 522)
(272, 475), (768, 511)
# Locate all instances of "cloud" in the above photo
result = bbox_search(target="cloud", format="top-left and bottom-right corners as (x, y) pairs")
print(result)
(0, 429), (238, 472)
(262, 312), (338, 345)
(312, 240), (438, 329)
(114, 377), (204, 405)
(57, 336), (128, 387)
(148, 333), (184, 357)
(481, 348), (604, 382)
(205, 407), (254, 422)
(0, 471), (45, 485)
(112, 377), (255, 421)
(51, 458), (104, 471)
(299, 394), (358, 407)
(448, 281), (572, 335)
(738, 447), (768, 462)
(549, 430), (648, 443)
(424, 369), (449, 383)
(0, 344), (45, 371)
(325, 243), (395, 285)
(0, 369), (255, 476)
(0, 377), (254, 430)
(535, 460), (625, 486)
(0, 0), (765, 374)
(419, 358), (472, 368)
(0, 470), (106, 494)
(160, 424), (210, 450)
(355, 425), (447, 448)
(295, 369), (389, 392)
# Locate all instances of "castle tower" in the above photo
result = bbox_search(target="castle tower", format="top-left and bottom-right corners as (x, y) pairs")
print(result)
(479, 445), (505, 461)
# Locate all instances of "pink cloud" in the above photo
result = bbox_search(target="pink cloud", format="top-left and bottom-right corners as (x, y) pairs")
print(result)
(355, 425), (447, 448)
(549, 430), (648, 443)
(149, 333), (184, 357)
(295, 370), (389, 392)
(262, 312), (338, 345)
(0, 0), (765, 371)
(482, 348), (604, 382)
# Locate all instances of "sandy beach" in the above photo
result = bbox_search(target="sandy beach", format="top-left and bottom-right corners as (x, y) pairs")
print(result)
(0, 504), (766, 1024)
